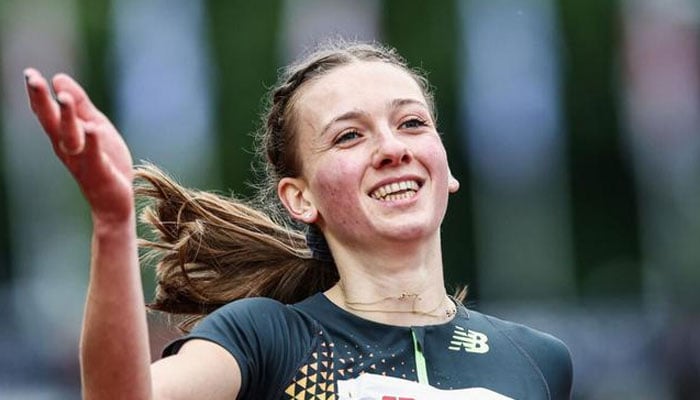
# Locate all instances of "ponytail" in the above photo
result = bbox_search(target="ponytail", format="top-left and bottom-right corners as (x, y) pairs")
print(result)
(136, 41), (442, 332)
(135, 164), (338, 332)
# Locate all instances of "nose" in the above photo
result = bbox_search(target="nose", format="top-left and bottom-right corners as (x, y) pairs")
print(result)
(371, 126), (413, 168)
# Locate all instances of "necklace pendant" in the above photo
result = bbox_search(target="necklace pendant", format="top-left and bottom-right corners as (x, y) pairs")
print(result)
(399, 292), (418, 301)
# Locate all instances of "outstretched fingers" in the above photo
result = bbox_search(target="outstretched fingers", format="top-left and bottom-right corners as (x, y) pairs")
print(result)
(67, 121), (115, 187)
(52, 73), (105, 123)
(80, 122), (108, 179)
(24, 68), (61, 143)
(57, 91), (86, 155)
(24, 68), (135, 222)
(79, 122), (134, 220)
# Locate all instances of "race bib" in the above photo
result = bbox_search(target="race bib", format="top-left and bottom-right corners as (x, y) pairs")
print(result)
(336, 373), (513, 400)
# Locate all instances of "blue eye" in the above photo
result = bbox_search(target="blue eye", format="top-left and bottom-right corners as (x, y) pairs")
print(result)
(334, 130), (361, 145)
(401, 118), (428, 129)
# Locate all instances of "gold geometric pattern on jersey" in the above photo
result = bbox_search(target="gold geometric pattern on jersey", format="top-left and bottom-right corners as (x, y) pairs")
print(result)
(284, 335), (337, 399)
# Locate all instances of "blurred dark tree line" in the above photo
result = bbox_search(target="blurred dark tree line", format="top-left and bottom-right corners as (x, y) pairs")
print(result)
(0, 0), (643, 303)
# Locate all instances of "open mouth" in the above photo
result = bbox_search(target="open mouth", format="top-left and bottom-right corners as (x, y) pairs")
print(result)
(370, 179), (422, 202)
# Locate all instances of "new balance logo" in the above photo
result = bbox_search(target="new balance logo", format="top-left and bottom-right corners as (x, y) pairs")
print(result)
(448, 326), (490, 353)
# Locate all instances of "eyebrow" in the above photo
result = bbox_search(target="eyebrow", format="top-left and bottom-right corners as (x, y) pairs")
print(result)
(319, 98), (430, 137)
(319, 109), (368, 137)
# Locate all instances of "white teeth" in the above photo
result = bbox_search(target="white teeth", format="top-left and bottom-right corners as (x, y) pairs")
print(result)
(371, 180), (420, 201)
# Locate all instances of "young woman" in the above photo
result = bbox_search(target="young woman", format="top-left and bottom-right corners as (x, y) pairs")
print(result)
(24, 42), (572, 399)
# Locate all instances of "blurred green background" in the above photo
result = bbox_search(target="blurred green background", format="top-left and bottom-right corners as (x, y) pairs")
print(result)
(1, 0), (699, 398)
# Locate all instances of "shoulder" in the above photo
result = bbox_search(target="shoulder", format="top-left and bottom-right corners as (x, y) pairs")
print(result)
(201, 297), (309, 328)
(477, 311), (570, 357)
(164, 297), (317, 357)
(210, 296), (299, 316)
(163, 297), (321, 399)
(472, 310), (573, 399)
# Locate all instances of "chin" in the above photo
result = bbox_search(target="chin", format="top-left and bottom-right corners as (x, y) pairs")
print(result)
(374, 221), (440, 243)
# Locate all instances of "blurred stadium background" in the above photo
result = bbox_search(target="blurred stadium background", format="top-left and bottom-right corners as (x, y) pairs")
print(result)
(0, 0), (699, 398)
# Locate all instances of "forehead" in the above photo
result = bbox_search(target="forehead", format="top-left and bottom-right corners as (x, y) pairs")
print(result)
(296, 61), (427, 124)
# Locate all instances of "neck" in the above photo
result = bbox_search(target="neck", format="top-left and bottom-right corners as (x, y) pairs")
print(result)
(324, 232), (455, 326)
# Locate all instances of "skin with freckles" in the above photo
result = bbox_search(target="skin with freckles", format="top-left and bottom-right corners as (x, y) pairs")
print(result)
(23, 50), (462, 399)
(280, 61), (459, 257)
(278, 61), (460, 324)
(23, 41), (571, 398)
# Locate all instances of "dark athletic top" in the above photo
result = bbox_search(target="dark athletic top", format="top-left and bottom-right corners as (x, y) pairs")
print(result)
(164, 293), (572, 399)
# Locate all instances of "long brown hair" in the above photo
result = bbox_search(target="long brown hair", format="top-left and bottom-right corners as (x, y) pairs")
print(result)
(137, 40), (442, 332)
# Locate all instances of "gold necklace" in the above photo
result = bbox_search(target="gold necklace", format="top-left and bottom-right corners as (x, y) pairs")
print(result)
(340, 287), (457, 319)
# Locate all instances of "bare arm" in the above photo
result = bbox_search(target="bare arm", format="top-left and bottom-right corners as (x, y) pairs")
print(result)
(24, 69), (240, 400)
(152, 340), (242, 399)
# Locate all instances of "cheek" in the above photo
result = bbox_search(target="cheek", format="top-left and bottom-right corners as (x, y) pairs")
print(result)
(310, 158), (365, 225)
(420, 138), (451, 184)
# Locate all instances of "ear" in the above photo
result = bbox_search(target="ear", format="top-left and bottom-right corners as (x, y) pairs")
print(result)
(448, 168), (460, 193)
(278, 177), (317, 223)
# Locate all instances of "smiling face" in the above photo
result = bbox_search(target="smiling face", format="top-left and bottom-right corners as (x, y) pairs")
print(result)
(278, 61), (459, 249)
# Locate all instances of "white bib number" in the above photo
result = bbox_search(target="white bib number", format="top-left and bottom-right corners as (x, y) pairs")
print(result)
(337, 373), (513, 400)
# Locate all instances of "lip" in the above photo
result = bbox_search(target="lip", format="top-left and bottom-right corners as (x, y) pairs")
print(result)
(367, 175), (425, 198)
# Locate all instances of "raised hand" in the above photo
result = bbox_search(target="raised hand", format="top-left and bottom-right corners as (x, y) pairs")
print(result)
(24, 68), (134, 224)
